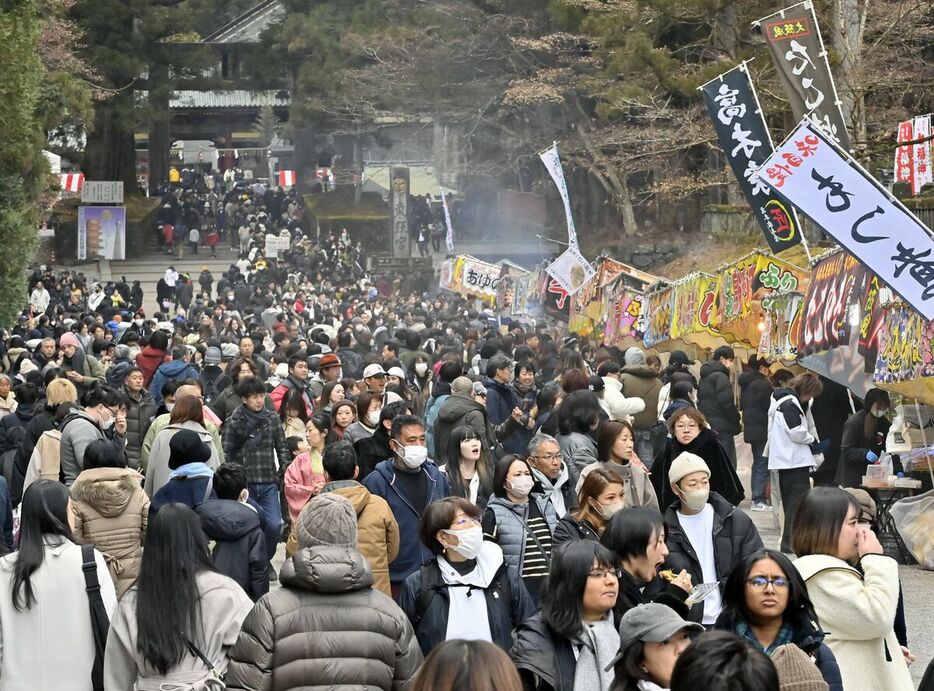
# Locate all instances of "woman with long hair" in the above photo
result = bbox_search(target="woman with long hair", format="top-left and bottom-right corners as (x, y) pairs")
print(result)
(838, 388), (891, 488)
(411, 640), (523, 691)
(0, 481), (117, 688)
(553, 467), (625, 545)
(279, 388), (309, 440)
(328, 399), (357, 441)
(482, 455), (557, 604)
(439, 426), (494, 507)
(144, 394), (221, 498)
(577, 420), (658, 509)
(716, 548), (842, 689)
(399, 497), (535, 655)
(512, 541), (620, 691)
(649, 407), (743, 510)
(212, 356), (274, 422)
(791, 487), (913, 691)
(104, 503), (253, 688)
(71, 439), (150, 597)
(316, 380), (345, 416)
(767, 372), (825, 552)
(283, 416), (328, 524)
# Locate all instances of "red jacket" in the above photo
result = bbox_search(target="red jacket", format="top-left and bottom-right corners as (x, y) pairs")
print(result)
(135, 346), (169, 387)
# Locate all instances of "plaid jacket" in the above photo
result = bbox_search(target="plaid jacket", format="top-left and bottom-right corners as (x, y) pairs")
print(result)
(222, 405), (289, 484)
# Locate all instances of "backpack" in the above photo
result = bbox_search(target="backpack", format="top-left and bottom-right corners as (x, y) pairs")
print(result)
(201, 370), (230, 406)
(412, 559), (512, 627)
(25, 429), (62, 491)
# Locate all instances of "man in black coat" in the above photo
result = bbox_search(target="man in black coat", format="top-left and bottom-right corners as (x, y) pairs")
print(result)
(738, 355), (774, 510)
(697, 345), (741, 468)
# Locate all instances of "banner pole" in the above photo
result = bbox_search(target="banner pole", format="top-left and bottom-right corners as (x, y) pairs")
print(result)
(751, 0), (809, 27)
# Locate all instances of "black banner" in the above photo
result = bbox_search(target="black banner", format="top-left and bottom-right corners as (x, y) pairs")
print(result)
(701, 64), (802, 253)
(757, 1), (851, 152)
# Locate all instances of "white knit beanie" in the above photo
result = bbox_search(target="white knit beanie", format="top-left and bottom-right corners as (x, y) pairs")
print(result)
(668, 452), (710, 486)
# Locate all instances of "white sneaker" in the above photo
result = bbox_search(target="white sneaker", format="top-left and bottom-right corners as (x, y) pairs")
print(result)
(751, 501), (771, 512)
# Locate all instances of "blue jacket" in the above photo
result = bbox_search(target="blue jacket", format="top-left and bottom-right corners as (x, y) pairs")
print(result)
(197, 498), (269, 601)
(483, 378), (518, 427)
(362, 459), (451, 583)
(149, 360), (201, 405)
(150, 474), (216, 514)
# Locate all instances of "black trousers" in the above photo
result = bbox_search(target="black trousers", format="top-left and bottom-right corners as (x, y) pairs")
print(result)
(778, 466), (811, 553)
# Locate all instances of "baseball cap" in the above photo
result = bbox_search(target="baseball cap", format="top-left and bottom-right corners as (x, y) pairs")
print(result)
(363, 364), (386, 378)
(606, 603), (704, 670)
(387, 366), (406, 379)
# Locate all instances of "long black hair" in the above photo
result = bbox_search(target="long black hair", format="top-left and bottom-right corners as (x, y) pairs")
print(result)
(135, 503), (217, 675)
(541, 541), (617, 638)
(12, 481), (73, 610)
(442, 426), (493, 504)
(557, 390), (602, 436)
(719, 549), (822, 644)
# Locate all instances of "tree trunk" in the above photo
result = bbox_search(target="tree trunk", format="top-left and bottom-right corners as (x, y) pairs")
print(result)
(833, 0), (869, 156)
(148, 67), (171, 196)
(83, 89), (139, 190)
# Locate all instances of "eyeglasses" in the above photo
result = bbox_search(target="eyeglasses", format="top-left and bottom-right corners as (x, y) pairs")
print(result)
(746, 576), (789, 590)
(450, 516), (480, 529)
(533, 453), (562, 461)
(588, 568), (622, 580)
(674, 422), (699, 431)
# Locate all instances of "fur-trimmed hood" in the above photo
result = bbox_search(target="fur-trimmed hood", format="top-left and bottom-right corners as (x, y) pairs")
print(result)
(71, 467), (144, 517)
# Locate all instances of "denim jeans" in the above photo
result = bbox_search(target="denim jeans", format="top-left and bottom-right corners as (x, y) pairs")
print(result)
(249, 482), (282, 563)
(750, 441), (769, 503)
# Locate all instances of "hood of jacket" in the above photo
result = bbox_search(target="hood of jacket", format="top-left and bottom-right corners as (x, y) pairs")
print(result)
(700, 360), (730, 379)
(430, 381), (452, 399)
(281, 545), (375, 594)
(792, 553), (860, 582)
(768, 388), (799, 416)
(322, 481), (373, 516)
(136, 346), (165, 364)
(621, 364), (657, 379)
(156, 359), (194, 377)
(438, 394), (486, 423)
(737, 369), (766, 390)
(163, 421), (213, 442)
(197, 499), (261, 540)
(70, 467), (142, 517)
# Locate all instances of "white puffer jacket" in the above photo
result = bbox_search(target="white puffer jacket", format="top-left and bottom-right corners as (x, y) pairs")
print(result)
(765, 388), (822, 471)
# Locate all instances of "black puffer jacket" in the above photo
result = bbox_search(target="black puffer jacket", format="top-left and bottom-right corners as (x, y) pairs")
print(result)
(197, 499), (268, 601)
(662, 492), (764, 623)
(225, 545), (423, 690)
(738, 369), (773, 444)
(698, 360), (741, 435)
(511, 614), (577, 691)
(551, 514), (599, 546)
(123, 388), (156, 471)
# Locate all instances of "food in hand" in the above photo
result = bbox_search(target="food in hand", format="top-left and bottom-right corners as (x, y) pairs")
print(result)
(659, 569), (676, 582)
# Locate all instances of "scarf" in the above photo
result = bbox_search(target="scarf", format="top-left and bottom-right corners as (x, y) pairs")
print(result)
(532, 465), (569, 517)
(573, 614), (618, 691)
(735, 620), (794, 655)
(169, 462), (214, 479)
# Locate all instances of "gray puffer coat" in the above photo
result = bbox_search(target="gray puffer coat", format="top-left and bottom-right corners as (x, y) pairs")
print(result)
(225, 545), (423, 690)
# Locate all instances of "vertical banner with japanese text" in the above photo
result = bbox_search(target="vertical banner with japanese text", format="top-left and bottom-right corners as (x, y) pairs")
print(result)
(894, 120), (915, 192)
(539, 143), (579, 249)
(756, 2), (851, 152)
(440, 189), (455, 252)
(754, 119), (934, 320)
(701, 64), (802, 253)
(912, 115), (932, 196)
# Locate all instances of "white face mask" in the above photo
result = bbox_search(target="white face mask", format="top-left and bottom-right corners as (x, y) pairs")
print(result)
(592, 500), (625, 520)
(165, 402), (175, 413)
(415, 362), (429, 376)
(507, 475), (534, 498)
(677, 486), (709, 512)
(367, 410), (381, 426)
(442, 525), (484, 560)
(99, 414), (114, 431)
(871, 407), (887, 419)
(397, 443), (428, 469)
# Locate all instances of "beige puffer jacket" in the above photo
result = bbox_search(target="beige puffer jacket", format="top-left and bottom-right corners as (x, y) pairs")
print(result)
(71, 467), (149, 596)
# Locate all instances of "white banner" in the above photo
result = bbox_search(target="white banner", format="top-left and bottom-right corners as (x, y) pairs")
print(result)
(545, 245), (596, 296)
(440, 189), (454, 253)
(461, 257), (500, 299)
(755, 119), (934, 320)
(912, 115), (932, 196)
(539, 143), (579, 249)
(81, 181), (123, 204)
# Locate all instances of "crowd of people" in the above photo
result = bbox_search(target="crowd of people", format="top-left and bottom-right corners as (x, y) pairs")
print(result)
(0, 179), (926, 690)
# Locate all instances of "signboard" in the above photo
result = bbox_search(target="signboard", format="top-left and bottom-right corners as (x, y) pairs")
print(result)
(461, 257), (500, 300)
(894, 120), (915, 191)
(81, 181), (124, 204)
(390, 167), (410, 258)
(264, 235), (290, 258)
(669, 274), (718, 341)
(912, 115), (933, 195)
(757, 1), (851, 151)
(642, 287), (674, 348)
(700, 64), (802, 253)
(545, 246), (596, 296)
(791, 252), (865, 356)
(372, 256), (434, 272)
(874, 306), (934, 383)
(755, 119), (934, 321)
(77, 206), (126, 260)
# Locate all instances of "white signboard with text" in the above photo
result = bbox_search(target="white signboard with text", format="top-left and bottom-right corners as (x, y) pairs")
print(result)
(81, 181), (124, 204)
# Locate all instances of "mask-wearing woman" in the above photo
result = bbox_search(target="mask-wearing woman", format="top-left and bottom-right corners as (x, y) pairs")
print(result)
(512, 541), (621, 691)
(716, 548), (843, 690)
(791, 487), (914, 691)
(343, 391), (381, 445)
(482, 455), (557, 605)
(576, 420), (659, 509)
(553, 467), (626, 545)
(399, 497), (535, 656)
(837, 387), (891, 488)
(608, 602), (703, 691)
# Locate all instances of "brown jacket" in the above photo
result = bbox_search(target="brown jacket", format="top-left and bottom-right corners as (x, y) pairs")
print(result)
(71, 467), (149, 596)
(286, 480), (399, 598)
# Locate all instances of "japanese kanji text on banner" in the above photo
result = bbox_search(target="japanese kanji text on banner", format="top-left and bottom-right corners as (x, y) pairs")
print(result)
(756, 2), (851, 152)
(754, 119), (934, 320)
(700, 64), (801, 253)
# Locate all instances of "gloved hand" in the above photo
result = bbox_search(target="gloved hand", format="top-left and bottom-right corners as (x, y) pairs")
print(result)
(809, 438), (831, 454)
(866, 451), (879, 463)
